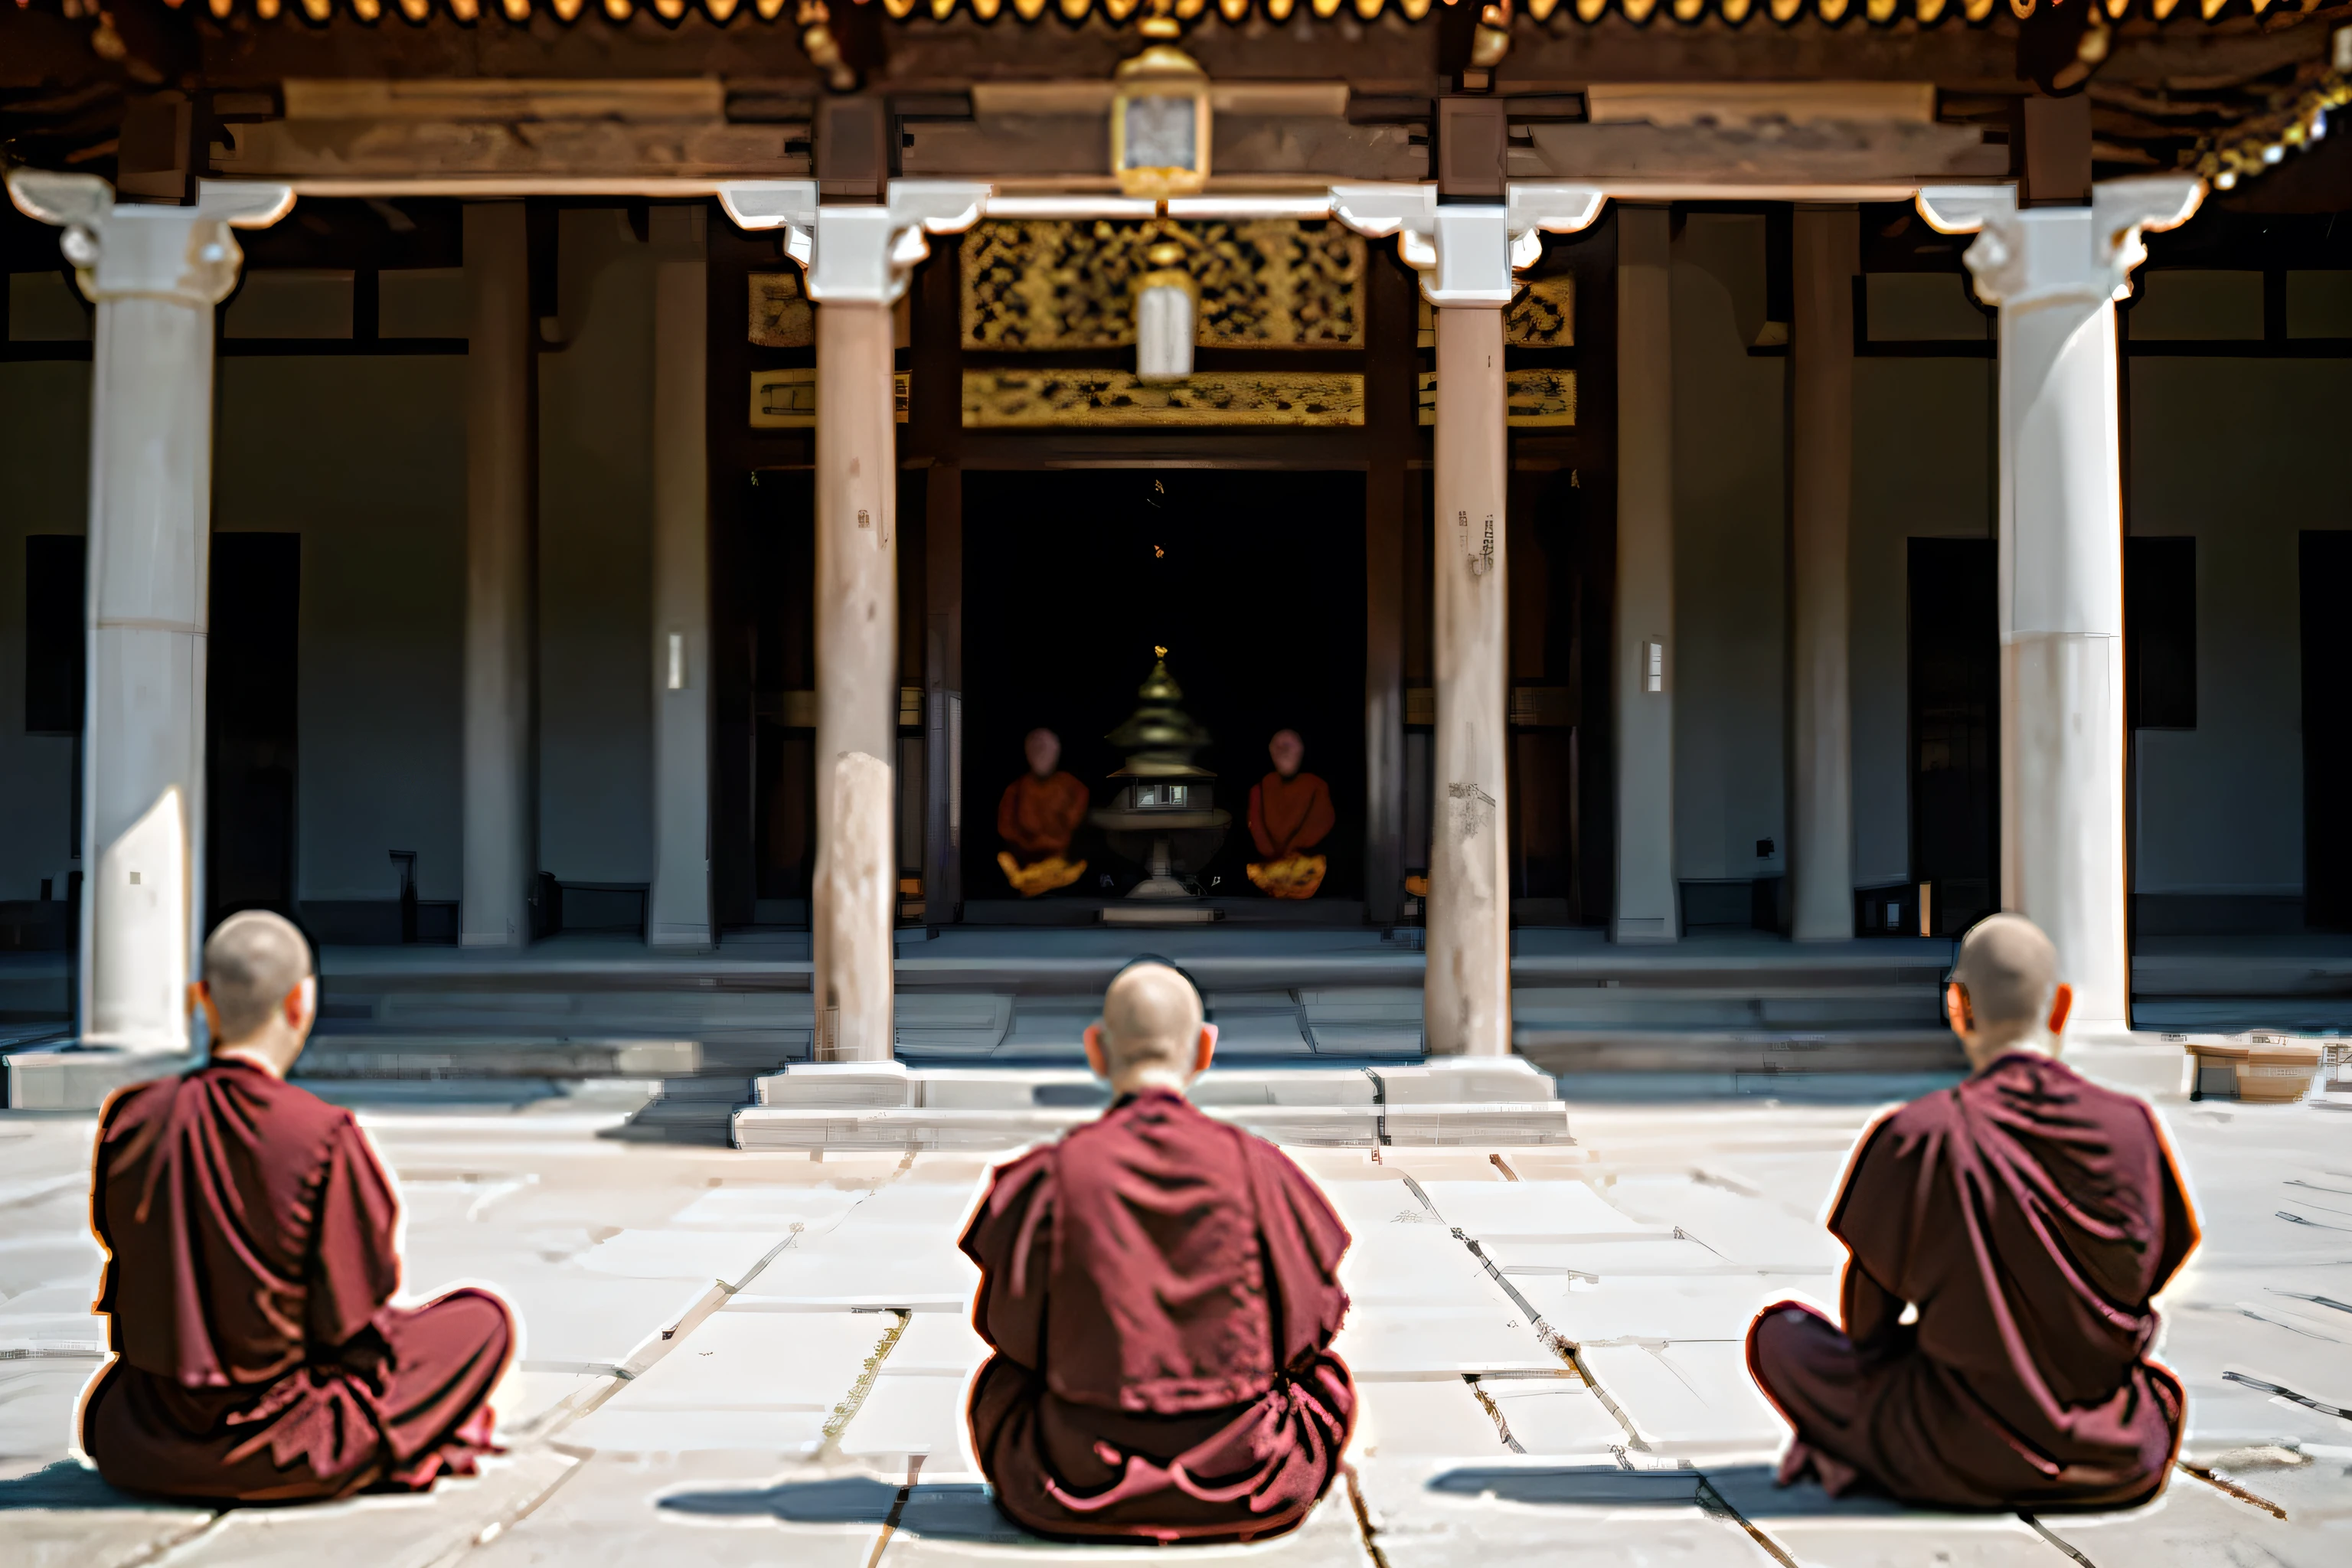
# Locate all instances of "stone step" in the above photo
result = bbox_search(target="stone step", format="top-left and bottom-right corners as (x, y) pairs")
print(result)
(1517, 1028), (1963, 1075)
(729, 1057), (1570, 1150)
(730, 1099), (1575, 1152)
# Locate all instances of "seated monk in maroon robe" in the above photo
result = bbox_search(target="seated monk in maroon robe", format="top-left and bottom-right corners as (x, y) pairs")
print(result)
(960, 961), (1355, 1544)
(1747, 913), (2197, 1512)
(997, 727), (1090, 897)
(80, 911), (516, 1504)
(1246, 730), (1336, 900)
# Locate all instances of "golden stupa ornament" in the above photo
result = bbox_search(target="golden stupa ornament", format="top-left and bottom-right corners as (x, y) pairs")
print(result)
(1112, 44), (1210, 201)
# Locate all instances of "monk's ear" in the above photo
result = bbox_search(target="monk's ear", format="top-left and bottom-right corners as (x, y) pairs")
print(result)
(2047, 982), (2073, 1038)
(1083, 1024), (1109, 1080)
(1945, 982), (1974, 1034)
(1194, 1022), (1217, 1077)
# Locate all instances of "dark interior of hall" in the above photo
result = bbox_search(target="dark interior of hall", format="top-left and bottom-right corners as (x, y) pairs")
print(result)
(962, 469), (1368, 913)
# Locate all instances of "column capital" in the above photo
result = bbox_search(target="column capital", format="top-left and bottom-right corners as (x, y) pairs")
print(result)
(720, 178), (991, 306)
(1328, 181), (1605, 307)
(1916, 177), (2202, 310)
(5, 172), (293, 309)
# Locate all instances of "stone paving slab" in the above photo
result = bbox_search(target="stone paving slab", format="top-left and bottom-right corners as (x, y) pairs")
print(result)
(0, 1460), (214, 1568)
(1698, 1463), (2073, 1567)
(1475, 1376), (1632, 1455)
(147, 1449), (580, 1568)
(1413, 1179), (1674, 1243)
(1352, 1380), (1516, 1460)
(1511, 1273), (1818, 1348)
(1576, 1342), (1786, 1461)
(1592, 1177), (1851, 1272)
(2030, 1469), (2324, 1566)
(561, 1308), (900, 1456)
(463, 1453), (886, 1568)
(1350, 1458), (1780, 1566)
(879, 1488), (1374, 1565)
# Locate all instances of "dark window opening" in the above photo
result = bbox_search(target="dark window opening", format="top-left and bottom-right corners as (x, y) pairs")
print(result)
(24, 534), (83, 737)
(2128, 537), (2196, 730)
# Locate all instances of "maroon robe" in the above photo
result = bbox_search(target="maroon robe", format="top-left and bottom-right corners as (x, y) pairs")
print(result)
(959, 1089), (1355, 1544)
(81, 1058), (514, 1504)
(1747, 1052), (2197, 1511)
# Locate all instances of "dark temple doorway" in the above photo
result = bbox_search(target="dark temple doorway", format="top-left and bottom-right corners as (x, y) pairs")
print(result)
(962, 469), (1368, 918)
(2301, 531), (2352, 928)
(207, 533), (300, 923)
(1907, 537), (1998, 937)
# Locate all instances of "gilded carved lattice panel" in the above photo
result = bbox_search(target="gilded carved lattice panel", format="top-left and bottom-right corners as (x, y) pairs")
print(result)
(961, 220), (1365, 351)
(963, 369), (1363, 426)
(750, 270), (814, 348)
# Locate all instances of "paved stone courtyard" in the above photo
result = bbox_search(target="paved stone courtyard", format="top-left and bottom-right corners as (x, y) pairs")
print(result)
(3, 1041), (2347, 1567)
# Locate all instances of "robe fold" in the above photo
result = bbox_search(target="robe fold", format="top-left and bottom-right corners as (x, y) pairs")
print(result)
(1246, 772), (1335, 862)
(82, 1058), (514, 1504)
(1746, 1051), (2197, 1511)
(959, 1089), (1355, 1544)
(998, 771), (1091, 864)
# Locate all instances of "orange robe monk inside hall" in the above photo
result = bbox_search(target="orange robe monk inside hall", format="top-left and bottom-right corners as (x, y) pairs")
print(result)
(1247, 729), (1336, 899)
(998, 726), (1092, 897)
(81, 912), (515, 1504)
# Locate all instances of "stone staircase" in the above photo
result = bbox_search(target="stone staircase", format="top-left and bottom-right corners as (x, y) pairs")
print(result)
(730, 1057), (1573, 1151)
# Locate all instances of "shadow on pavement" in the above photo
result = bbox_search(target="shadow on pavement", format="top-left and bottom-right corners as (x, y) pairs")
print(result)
(1429, 1464), (2043, 1521)
(658, 1477), (1027, 1544)
(0, 1460), (182, 1511)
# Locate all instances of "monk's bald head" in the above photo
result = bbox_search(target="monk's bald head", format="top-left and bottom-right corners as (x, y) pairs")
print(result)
(1952, 914), (2059, 1027)
(1094, 962), (1207, 1086)
(203, 911), (315, 1046)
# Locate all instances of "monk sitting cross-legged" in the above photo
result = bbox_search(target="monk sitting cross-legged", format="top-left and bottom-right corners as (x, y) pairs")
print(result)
(959, 961), (1356, 1544)
(997, 727), (1090, 897)
(1746, 913), (2198, 1513)
(80, 911), (517, 1504)
(1246, 729), (1335, 900)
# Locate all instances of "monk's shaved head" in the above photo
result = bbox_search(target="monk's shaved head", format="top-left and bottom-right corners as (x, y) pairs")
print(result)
(1098, 962), (1205, 1080)
(204, 911), (315, 1045)
(1952, 913), (2059, 1026)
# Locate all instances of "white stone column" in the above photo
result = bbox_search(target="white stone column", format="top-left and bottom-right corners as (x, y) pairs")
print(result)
(5, 172), (292, 1054)
(1919, 178), (2202, 1026)
(1614, 205), (1677, 944)
(720, 180), (986, 1060)
(1789, 207), (1857, 941)
(649, 253), (713, 949)
(1331, 183), (1603, 1054)
(461, 202), (536, 949)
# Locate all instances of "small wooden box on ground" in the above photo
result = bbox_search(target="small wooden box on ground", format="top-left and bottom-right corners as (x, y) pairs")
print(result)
(2184, 1037), (2322, 1102)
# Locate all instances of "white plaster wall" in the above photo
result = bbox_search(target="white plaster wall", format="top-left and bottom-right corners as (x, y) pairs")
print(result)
(1847, 357), (1994, 888)
(214, 357), (469, 903)
(2126, 355), (2342, 897)
(536, 209), (655, 887)
(1671, 214), (1788, 884)
(0, 362), (90, 901)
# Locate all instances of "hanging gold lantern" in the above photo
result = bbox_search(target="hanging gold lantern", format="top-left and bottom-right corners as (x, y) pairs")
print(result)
(1134, 235), (1197, 383)
(1112, 46), (1211, 201)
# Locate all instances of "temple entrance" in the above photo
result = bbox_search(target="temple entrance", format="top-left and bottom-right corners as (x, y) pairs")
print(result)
(1906, 537), (1998, 937)
(962, 469), (1367, 920)
(207, 532), (301, 923)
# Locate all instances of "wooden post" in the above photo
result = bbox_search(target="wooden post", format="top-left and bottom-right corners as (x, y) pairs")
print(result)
(1788, 206), (1856, 941)
(1427, 302), (1511, 1054)
(812, 298), (900, 1059)
(1612, 205), (1677, 944)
